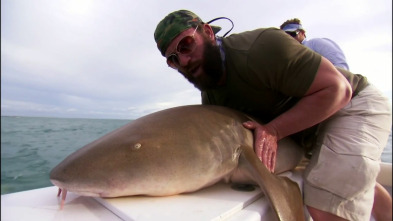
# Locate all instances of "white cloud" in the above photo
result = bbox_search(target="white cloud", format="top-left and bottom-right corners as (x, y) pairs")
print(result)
(1, 0), (391, 119)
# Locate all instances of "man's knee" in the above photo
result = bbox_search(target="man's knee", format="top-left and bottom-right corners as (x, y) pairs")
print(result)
(307, 206), (348, 221)
(372, 183), (392, 221)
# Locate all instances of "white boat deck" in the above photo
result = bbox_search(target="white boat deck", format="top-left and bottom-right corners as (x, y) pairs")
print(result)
(2, 161), (391, 221)
(2, 168), (308, 221)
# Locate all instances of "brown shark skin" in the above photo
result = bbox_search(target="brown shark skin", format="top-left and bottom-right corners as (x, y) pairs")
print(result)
(50, 105), (305, 220)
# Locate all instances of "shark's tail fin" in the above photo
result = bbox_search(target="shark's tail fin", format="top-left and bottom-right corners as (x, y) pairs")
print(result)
(238, 146), (305, 221)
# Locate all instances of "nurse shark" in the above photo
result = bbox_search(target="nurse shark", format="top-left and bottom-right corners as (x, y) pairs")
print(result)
(50, 105), (305, 221)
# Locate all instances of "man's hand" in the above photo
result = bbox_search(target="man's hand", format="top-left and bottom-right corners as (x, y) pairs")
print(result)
(243, 121), (278, 173)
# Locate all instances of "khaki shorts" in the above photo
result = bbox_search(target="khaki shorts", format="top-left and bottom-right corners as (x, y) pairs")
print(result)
(303, 85), (392, 221)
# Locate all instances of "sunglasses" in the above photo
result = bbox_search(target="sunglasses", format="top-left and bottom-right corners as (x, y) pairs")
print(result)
(166, 26), (199, 69)
(286, 31), (299, 37)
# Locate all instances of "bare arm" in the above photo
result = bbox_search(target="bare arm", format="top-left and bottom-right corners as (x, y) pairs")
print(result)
(264, 56), (352, 139)
(243, 57), (352, 172)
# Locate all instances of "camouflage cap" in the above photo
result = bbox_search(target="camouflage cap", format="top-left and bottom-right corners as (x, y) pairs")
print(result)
(154, 10), (222, 56)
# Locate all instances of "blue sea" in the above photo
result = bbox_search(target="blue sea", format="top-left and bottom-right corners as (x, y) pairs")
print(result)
(1, 116), (392, 195)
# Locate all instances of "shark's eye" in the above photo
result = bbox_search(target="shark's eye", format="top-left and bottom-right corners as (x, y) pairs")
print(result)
(132, 143), (142, 150)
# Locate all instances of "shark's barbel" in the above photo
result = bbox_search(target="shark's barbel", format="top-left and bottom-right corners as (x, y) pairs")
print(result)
(50, 105), (305, 220)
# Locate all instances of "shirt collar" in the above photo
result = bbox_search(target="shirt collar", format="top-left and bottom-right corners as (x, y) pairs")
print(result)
(216, 37), (225, 63)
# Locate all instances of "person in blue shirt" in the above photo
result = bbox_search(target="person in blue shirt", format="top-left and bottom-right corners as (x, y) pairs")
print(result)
(280, 18), (350, 71)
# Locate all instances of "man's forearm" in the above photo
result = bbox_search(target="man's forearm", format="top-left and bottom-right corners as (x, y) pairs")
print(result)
(264, 57), (352, 140)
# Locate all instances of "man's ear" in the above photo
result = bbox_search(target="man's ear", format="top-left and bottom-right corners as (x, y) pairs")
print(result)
(202, 24), (215, 41)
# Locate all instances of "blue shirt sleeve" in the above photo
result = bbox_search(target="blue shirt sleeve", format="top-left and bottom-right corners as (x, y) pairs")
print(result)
(302, 38), (349, 70)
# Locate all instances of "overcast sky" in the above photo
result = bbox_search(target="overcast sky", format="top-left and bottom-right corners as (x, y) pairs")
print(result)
(1, 0), (392, 119)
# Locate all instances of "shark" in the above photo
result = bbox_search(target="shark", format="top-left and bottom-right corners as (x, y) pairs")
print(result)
(50, 105), (306, 220)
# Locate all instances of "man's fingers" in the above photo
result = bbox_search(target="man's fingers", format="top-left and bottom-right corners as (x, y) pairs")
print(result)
(256, 142), (263, 161)
(242, 121), (257, 129)
(267, 149), (272, 171)
(271, 151), (276, 173)
(262, 147), (269, 168)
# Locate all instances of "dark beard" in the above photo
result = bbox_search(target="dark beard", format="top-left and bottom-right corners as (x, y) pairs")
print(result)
(181, 40), (224, 91)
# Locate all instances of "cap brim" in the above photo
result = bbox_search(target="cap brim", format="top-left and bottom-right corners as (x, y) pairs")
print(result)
(211, 25), (222, 34)
(282, 23), (303, 32)
(282, 27), (298, 32)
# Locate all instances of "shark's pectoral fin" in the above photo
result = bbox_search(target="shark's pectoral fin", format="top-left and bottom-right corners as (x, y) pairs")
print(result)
(238, 145), (305, 221)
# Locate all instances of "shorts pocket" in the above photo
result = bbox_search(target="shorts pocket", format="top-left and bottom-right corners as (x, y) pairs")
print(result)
(304, 144), (380, 200)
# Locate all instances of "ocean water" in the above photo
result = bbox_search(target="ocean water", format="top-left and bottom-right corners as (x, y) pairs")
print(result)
(1, 116), (130, 195)
(1, 116), (392, 195)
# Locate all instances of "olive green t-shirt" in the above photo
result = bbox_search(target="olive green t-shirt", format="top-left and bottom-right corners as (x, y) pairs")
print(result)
(201, 28), (368, 148)
(202, 28), (321, 122)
